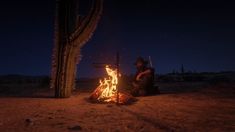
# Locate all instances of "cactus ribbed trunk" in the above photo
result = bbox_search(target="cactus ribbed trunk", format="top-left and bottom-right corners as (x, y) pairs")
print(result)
(51, 0), (103, 98)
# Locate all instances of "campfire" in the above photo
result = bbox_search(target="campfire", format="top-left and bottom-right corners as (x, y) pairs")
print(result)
(89, 65), (135, 104)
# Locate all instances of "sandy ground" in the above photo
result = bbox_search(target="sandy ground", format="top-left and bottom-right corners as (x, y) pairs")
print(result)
(0, 83), (235, 132)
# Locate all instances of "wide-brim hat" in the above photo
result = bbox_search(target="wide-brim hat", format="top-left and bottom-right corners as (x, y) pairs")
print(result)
(134, 57), (148, 65)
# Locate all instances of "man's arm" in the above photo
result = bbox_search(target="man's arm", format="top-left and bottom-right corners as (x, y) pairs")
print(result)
(136, 69), (152, 81)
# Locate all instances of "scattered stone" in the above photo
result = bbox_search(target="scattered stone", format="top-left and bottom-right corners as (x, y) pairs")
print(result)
(139, 125), (144, 130)
(25, 118), (34, 126)
(25, 118), (33, 123)
(48, 117), (53, 119)
(126, 124), (131, 129)
(68, 125), (82, 131)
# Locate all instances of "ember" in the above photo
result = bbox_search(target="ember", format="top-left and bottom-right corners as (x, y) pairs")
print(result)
(89, 65), (135, 104)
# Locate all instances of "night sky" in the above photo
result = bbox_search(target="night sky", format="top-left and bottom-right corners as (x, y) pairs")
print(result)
(0, 0), (235, 77)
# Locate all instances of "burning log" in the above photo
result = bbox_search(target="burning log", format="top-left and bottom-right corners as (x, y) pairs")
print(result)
(89, 65), (136, 105)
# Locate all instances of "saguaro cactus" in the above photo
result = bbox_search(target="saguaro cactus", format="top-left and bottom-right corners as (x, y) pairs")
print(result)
(51, 0), (103, 98)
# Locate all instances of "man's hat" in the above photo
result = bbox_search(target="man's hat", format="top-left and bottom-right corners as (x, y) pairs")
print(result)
(134, 57), (148, 65)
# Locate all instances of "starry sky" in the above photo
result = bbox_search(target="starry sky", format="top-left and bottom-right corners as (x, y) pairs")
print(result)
(0, 0), (235, 77)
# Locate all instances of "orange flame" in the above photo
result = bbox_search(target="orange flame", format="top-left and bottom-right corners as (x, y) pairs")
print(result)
(90, 65), (134, 104)
(90, 65), (119, 102)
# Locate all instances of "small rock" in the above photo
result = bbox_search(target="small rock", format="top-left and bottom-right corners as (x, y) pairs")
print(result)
(126, 124), (131, 129)
(68, 125), (82, 131)
(25, 118), (33, 123)
(48, 117), (53, 119)
(25, 118), (34, 126)
(140, 125), (144, 129)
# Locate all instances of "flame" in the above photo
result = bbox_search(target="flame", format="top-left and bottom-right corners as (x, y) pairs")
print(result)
(90, 65), (134, 104)
(93, 65), (119, 102)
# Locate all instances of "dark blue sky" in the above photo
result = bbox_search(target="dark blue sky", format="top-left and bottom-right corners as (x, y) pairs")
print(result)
(0, 0), (235, 77)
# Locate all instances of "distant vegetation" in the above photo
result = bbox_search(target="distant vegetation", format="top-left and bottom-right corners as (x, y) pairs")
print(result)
(0, 75), (50, 86)
(0, 71), (234, 96)
(158, 71), (235, 83)
(0, 71), (235, 86)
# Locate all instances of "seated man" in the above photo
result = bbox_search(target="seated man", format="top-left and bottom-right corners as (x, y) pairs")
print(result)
(131, 57), (155, 96)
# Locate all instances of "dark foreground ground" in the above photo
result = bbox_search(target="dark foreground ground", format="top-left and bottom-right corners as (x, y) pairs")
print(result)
(0, 82), (235, 132)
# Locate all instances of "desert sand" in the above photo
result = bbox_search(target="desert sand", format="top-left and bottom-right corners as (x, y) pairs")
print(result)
(0, 82), (235, 132)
